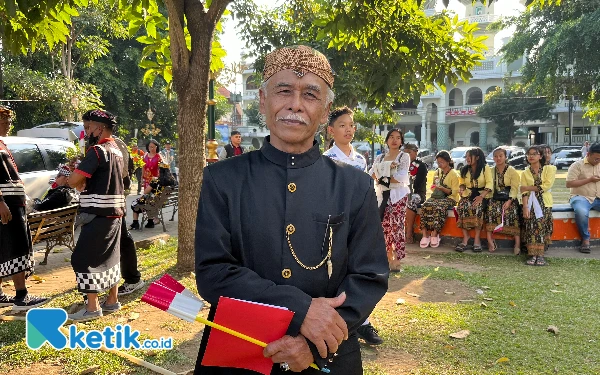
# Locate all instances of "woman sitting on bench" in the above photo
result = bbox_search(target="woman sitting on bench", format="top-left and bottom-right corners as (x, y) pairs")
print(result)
(419, 151), (460, 248)
(129, 163), (175, 230)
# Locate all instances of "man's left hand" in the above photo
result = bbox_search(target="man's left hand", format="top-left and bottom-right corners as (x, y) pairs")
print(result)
(264, 335), (314, 372)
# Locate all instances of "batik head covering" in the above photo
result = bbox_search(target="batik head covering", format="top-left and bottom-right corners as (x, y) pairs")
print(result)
(82, 109), (117, 127)
(57, 164), (72, 177)
(0, 105), (13, 120)
(263, 45), (335, 88)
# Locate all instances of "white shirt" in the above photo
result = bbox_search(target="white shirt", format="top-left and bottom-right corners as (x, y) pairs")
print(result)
(323, 143), (368, 173)
(369, 152), (411, 205)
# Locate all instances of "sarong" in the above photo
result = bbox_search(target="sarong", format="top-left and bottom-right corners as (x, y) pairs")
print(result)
(0, 205), (34, 278)
(72, 216), (121, 293)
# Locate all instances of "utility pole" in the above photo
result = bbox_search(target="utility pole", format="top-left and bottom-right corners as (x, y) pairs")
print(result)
(568, 95), (573, 146)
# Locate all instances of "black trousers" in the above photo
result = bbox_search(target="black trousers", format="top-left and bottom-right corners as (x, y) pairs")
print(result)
(120, 216), (140, 284)
(135, 168), (143, 194)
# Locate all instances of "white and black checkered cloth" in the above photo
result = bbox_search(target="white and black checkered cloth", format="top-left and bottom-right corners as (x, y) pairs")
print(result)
(76, 264), (121, 293)
(0, 254), (34, 278)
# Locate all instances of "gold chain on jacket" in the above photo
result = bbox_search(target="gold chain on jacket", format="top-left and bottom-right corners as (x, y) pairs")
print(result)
(286, 227), (333, 278)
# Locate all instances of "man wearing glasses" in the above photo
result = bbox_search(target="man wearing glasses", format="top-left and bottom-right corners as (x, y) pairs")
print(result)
(566, 142), (600, 253)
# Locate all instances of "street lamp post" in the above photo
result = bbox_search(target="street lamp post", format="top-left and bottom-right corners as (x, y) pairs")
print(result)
(206, 72), (219, 163)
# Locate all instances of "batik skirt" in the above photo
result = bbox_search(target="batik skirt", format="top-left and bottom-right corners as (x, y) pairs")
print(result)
(420, 197), (455, 232)
(72, 216), (121, 293)
(0, 205), (34, 278)
(382, 196), (408, 261)
(485, 199), (521, 236)
(456, 196), (487, 230)
(523, 205), (553, 256)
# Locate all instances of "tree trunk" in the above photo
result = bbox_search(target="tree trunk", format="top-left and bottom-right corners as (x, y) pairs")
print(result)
(165, 0), (231, 271)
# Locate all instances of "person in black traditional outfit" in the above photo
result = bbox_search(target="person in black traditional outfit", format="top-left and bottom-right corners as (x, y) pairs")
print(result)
(32, 164), (77, 212)
(194, 45), (389, 374)
(67, 110), (124, 321)
(0, 106), (50, 310)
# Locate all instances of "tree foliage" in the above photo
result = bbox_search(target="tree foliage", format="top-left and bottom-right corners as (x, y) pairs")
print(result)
(244, 101), (262, 129)
(498, 0), (600, 122)
(477, 84), (553, 145)
(233, 0), (486, 118)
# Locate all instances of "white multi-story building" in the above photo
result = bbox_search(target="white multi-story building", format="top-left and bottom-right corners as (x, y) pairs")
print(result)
(239, 0), (593, 151)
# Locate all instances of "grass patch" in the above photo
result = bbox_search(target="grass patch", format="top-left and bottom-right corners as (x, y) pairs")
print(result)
(366, 253), (600, 374)
(0, 237), (192, 375)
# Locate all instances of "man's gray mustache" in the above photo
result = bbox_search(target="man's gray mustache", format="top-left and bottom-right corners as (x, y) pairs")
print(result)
(276, 114), (308, 124)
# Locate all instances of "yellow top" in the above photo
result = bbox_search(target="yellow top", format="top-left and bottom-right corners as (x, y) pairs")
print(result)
(458, 165), (493, 198)
(491, 165), (521, 199)
(520, 164), (556, 207)
(435, 168), (460, 202)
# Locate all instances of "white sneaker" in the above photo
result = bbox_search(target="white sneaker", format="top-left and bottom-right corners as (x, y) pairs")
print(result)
(117, 280), (145, 296)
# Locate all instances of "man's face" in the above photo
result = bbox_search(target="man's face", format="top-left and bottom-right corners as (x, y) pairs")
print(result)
(165, 144), (171, 150)
(83, 120), (91, 136)
(588, 152), (600, 166)
(0, 118), (12, 137)
(259, 69), (331, 151)
(231, 135), (242, 146)
(55, 174), (68, 186)
(404, 149), (417, 161)
(328, 114), (355, 146)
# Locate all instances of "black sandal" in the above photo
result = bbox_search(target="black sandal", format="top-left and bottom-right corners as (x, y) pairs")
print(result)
(455, 243), (468, 252)
(526, 256), (537, 266)
(535, 256), (547, 266)
(580, 245), (591, 254)
(473, 244), (483, 253)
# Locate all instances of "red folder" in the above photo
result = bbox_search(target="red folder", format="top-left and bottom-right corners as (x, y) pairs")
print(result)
(201, 297), (295, 375)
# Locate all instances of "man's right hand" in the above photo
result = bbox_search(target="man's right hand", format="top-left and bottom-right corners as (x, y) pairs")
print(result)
(590, 176), (600, 183)
(299, 292), (348, 359)
(0, 201), (12, 225)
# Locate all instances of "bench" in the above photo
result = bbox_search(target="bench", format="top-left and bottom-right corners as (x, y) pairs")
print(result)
(412, 203), (600, 249)
(139, 185), (177, 232)
(28, 204), (79, 265)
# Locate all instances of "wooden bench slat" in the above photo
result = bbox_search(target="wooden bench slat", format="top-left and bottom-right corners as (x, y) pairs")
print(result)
(32, 220), (75, 235)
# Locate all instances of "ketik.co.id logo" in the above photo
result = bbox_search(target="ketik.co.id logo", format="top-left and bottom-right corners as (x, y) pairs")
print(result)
(26, 308), (172, 350)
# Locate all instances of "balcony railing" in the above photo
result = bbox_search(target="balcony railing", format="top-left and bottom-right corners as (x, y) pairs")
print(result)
(462, 14), (501, 24)
(445, 105), (480, 116)
(564, 135), (586, 144)
(396, 109), (419, 116)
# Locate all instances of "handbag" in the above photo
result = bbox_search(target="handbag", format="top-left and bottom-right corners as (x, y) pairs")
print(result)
(492, 166), (511, 202)
(430, 171), (449, 199)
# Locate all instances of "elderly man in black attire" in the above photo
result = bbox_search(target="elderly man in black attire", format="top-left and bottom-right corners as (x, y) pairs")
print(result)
(32, 164), (77, 212)
(194, 45), (389, 374)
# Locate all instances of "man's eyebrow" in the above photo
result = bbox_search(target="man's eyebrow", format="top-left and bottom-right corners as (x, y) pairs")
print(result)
(305, 84), (322, 92)
(274, 82), (292, 88)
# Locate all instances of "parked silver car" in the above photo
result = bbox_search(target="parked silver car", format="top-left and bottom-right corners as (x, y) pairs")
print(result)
(1, 136), (77, 199)
(553, 149), (582, 170)
(449, 147), (472, 170)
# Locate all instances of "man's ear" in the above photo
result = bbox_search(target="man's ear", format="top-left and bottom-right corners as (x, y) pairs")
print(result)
(320, 101), (332, 125)
(259, 89), (266, 114)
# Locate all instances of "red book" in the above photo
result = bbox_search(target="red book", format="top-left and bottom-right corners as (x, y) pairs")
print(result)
(202, 297), (295, 375)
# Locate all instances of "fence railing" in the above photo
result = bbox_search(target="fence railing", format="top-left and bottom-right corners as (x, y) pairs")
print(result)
(445, 105), (480, 116)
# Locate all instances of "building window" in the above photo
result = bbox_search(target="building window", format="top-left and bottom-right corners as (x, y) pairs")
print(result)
(246, 75), (258, 91)
(466, 87), (483, 105)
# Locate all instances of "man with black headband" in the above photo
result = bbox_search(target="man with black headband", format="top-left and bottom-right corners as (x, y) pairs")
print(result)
(0, 106), (50, 310)
(81, 110), (144, 299)
(194, 46), (388, 374)
(68, 109), (125, 321)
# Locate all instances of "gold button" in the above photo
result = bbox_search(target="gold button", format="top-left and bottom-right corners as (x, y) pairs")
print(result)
(282, 269), (292, 278)
(288, 183), (297, 193)
(286, 224), (295, 235)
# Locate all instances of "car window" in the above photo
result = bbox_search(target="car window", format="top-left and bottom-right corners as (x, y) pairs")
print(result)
(451, 150), (466, 158)
(558, 150), (582, 158)
(6, 143), (46, 173)
(41, 143), (70, 169)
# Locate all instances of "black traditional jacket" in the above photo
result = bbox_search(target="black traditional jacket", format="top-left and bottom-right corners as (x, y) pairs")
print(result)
(194, 137), (388, 374)
(0, 139), (25, 207)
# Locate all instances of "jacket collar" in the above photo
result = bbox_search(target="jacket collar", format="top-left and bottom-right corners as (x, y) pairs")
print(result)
(261, 136), (321, 169)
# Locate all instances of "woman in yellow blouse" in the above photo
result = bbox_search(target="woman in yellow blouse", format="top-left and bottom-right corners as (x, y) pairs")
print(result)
(541, 144), (557, 246)
(521, 145), (556, 266)
(485, 147), (521, 254)
(456, 147), (493, 252)
(419, 151), (460, 248)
